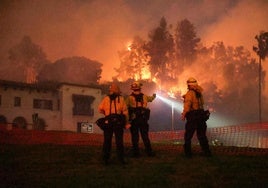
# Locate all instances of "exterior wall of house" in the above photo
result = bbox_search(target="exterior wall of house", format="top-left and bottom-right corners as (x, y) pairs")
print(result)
(0, 86), (61, 130)
(0, 81), (104, 133)
(59, 84), (103, 133)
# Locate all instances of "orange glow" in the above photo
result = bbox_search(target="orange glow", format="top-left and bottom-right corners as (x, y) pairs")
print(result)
(134, 66), (151, 80)
(152, 77), (157, 83)
(141, 68), (151, 79)
(25, 67), (37, 83)
(126, 41), (132, 51)
(167, 87), (180, 99)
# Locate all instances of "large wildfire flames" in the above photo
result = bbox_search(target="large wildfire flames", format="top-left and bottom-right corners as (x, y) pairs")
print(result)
(115, 38), (268, 127)
(121, 42), (195, 100)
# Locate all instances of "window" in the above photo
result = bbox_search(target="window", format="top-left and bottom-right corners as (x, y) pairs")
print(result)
(72, 95), (95, 116)
(33, 99), (53, 110)
(14, 97), (21, 107)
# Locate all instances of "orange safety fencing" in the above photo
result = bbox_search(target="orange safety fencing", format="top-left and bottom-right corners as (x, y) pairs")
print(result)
(0, 122), (267, 149)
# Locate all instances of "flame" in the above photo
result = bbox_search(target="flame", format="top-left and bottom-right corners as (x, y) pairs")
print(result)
(167, 86), (184, 99)
(152, 77), (157, 83)
(119, 41), (188, 99)
(167, 90), (176, 99)
(142, 68), (151, 79)
(126, 42), (132, 51)
(25, 67), (37, 83)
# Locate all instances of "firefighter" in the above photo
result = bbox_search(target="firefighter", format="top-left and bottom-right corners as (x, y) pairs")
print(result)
(126, 81), (156, 157)
(98, 83), (131, 165)
(181, 77), (212, 158)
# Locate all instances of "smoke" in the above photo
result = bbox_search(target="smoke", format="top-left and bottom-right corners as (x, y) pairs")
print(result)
(0, 0), (267, 84)
(202, 0), (268, 50)
(201, 0), (268, 96)
(0, 0), (142, 81)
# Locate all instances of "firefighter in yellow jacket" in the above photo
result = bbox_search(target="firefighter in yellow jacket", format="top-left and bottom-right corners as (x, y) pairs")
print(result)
(126, 81), (156, 157)
(181, 77), (212, 158)
(98, 83), (130, 165)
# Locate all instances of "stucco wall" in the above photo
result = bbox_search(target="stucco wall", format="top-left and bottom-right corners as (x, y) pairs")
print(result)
(0, 82), (104, 133)
(0, 86), (61, 130)
(59, 85), (103, 133)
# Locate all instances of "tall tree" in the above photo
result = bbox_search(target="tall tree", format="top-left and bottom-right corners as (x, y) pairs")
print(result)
(8, 36), (49, 83)
(225, 46), (259, 120)
(196, 41), (261, 122)
(253, 31), (268, 122)
(130, 36), (151, 80)
(115, 36), (150, 81)
(146, 17), (174, 88)
(115, 49), (134, 80)
(175, 19), (200, 69)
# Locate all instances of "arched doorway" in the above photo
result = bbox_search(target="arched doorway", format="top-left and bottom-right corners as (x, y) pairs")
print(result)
(0, 115), (7, 125)
(13, 116), (27, 129)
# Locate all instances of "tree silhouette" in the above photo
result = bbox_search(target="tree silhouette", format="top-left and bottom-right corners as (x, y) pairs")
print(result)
(8, 36), (50, 83)
(253, 31), (268, 122)
(195, 41), (260, 122)
(38, 56), (102, 85)
(175, 19), (200, 69)
(146, 17), (174, 89)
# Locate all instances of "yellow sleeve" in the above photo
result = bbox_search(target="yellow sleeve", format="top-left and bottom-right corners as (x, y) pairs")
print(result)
(146, 94), (156, 102)
(182, 91), (193, 116)
(98, 96), (109, 115)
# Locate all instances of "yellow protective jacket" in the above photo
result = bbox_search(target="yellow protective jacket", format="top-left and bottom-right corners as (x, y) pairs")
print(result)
(182, 85), (204, 117)
(125, 92), (156, 108)
(126, 92), (156, 120)
(98, 95), (129, 120)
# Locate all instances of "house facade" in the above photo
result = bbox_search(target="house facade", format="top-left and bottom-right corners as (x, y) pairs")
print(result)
(0, 80), (105, 133)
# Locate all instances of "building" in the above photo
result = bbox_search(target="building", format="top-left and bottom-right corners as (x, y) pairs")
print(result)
(0, 80), (105, 133)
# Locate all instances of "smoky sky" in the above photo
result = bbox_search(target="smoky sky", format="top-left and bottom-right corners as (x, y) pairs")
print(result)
(0, 0), (268, 84)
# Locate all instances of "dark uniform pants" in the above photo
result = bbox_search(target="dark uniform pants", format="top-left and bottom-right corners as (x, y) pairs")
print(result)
(103, 124), (124, 162)
(130, 117), (152, 155)
(184, 110), (210, 155)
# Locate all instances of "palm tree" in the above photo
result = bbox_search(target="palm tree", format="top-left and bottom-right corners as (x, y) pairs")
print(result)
(253, 31), (268, 123)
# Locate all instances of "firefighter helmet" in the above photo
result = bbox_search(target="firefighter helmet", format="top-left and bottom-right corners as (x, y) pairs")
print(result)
(131, 81), (142, 90)
(187, 77), (198, 86)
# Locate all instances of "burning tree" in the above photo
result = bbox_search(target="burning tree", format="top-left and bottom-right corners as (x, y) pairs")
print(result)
(7, 36), (50, 83)
(114, 17), (267, 124)
(115, 36), (150, 81)
(145, 17), (175, 89)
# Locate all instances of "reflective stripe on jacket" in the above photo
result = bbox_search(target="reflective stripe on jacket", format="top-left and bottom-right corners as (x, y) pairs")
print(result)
(98, 95), (129, 118)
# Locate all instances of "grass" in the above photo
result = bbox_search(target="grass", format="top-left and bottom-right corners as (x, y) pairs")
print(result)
(0, 144), (267, 188)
